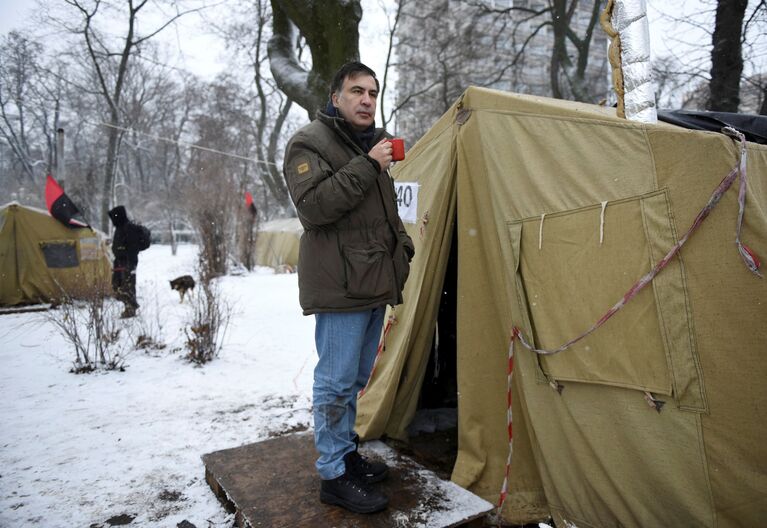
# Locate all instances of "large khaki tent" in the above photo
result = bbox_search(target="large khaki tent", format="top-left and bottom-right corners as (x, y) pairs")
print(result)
(356, 87), (767, 526)
(254, 218), (302, 270)
(0, 202), (112, 306)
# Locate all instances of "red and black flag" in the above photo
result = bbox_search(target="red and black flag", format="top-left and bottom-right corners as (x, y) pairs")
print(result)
(245, 191), (257, 217)
(45, 174), (89, 228)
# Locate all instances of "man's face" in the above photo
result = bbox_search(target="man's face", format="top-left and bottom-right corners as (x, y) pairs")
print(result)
(332, 73), (378, 131)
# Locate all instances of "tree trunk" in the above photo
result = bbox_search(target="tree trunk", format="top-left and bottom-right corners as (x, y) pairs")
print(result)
(266, 97), (293, 209)
(549, 0), (570, 99)
(760, 86), (767, 115)
(101, 111), (120, 232)
(708, 0), (748, 112)
(570, 0), (604, 102)
(253, 3), (291, 209)
(268, 0), (361, 118)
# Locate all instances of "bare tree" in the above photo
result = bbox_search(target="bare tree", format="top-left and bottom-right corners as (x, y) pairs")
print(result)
(64, 0), (202, 232)
(653, 55), (709, 109)
(394, 1), (489, 142)
(708, 0), (749, 111)
(268, 0), (362, 117)
(652, 0), (766, 113)
(0, 32), (53, 188)
(185, 78), (251, 278)
(200, 0), (298, 217)
(248, 0), (292, 209)
(378, 0), (404, 131)
(151, 78), (196, 256)
(742, 72), (767, 115)
(469, 0), (607, 100)
(741, 1), (767, 114)
(394, 0), (607, 143)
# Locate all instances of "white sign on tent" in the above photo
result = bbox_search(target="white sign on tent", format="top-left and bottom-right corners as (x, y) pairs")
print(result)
(394, 182), (419, 224)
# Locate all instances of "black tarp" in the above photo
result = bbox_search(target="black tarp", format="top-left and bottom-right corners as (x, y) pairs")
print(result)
(658, 109), (767, 144)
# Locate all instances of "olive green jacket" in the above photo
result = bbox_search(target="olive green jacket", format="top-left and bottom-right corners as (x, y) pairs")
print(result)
(283, 112), (414, 315)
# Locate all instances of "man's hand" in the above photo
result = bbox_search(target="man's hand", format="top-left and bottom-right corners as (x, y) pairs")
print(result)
(368, 139), (393, 172)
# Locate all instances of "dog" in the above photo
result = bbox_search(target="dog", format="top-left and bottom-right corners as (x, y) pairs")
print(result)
(169, 275), (196, 303)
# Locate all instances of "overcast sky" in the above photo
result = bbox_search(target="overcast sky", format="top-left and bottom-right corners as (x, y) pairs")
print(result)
(0, 1), (761, 100)
(0, 0), (394, 81)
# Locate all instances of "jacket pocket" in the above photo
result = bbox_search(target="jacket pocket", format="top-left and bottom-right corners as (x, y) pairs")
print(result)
(342, 242), (391, 299)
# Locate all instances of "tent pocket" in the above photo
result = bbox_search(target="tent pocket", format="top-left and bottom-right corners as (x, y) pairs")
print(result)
(508, 190), (706, 412)
(342, 242), (391, 299)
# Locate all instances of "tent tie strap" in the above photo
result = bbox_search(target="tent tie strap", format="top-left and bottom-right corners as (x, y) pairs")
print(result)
(358, 311), (397, 398)
(600, 200), (608, 245)
(496, 126), (758, 519)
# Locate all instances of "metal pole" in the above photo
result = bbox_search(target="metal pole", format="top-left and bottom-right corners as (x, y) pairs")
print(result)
(56, 128), (66, 188)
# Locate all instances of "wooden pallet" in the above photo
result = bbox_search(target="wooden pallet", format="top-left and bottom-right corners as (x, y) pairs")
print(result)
(202, 432), (492, 527)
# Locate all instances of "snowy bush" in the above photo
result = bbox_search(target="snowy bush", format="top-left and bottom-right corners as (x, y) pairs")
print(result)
(184, 278), (231, 364)
(46, 288), (128, 373)
(133, 291), (167, 353)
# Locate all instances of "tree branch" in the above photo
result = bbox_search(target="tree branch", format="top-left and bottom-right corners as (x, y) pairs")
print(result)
(267, 0), (314, 115)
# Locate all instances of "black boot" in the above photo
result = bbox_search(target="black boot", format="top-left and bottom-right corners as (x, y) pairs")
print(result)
(344, 450), (389, 484)
(320, 472), (388, 514)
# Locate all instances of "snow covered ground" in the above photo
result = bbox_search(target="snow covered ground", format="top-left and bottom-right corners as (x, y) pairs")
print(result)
(0, 244), (316, 527)
(1, 244), (552, 528)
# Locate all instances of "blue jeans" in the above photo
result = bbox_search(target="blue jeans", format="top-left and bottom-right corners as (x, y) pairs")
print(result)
(313, 307), (385, 480)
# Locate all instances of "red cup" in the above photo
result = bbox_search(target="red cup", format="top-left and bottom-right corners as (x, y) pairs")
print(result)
(390, 138), (405, 161)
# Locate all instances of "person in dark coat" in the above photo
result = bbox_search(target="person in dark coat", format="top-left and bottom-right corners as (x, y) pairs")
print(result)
(108, 205), (143, 318)
(283, 62), (414, 514)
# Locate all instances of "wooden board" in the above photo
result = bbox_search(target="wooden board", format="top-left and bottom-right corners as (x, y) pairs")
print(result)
(0, 304), (51, 315)
(202, 432), (493, 527)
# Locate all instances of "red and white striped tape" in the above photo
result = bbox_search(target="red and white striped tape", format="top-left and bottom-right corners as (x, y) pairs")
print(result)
(358, 312), (397, 398)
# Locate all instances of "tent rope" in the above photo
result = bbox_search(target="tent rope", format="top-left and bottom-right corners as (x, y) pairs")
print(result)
(496, 127), (760, 518)
(89, 121), (279, 167)
(358, 311), (398, 398)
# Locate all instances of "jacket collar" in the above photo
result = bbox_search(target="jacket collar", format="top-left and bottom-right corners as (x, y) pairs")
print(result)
(317, 108), (386, 154)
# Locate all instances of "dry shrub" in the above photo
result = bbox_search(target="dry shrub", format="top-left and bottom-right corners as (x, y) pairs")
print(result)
(184, 278), (231, 364)
(46, 284), (128, 372)
(133, 290), (167, 353)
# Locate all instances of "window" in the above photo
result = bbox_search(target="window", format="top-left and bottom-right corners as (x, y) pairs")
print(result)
(40, 241), (79, 268)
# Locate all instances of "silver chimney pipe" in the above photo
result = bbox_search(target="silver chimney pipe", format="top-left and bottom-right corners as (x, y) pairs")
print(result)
(603, 0), (657, 123)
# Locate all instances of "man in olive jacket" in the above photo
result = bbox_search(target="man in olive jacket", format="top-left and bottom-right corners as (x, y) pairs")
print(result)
(283, 62), (414, 514)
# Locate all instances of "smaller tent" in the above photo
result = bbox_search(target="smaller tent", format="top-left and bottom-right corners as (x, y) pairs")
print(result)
(0, 202), (112, 306)
(254, 218), (302, 270)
